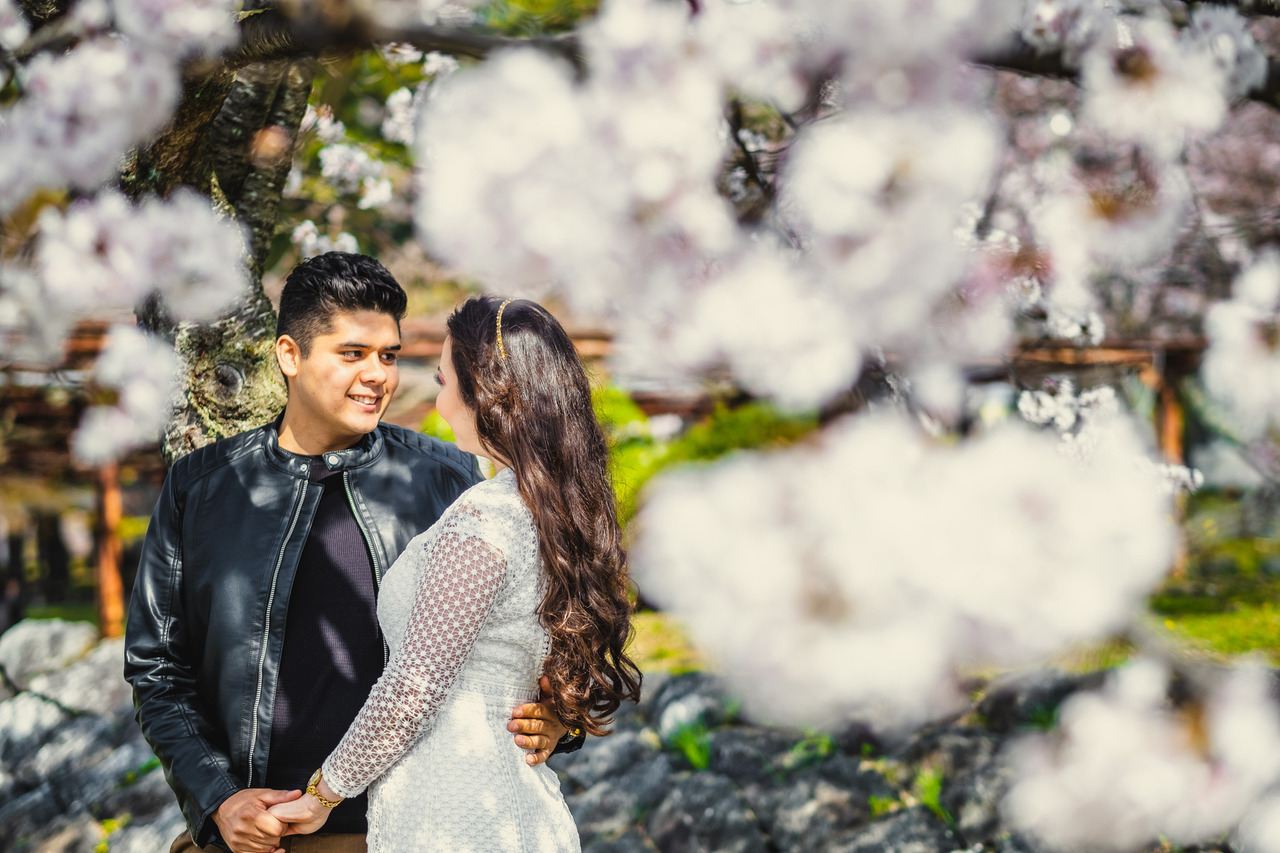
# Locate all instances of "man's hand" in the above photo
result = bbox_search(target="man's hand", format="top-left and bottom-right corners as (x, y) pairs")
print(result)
(508, 676), (572, 766)
(213, 788), (301, 853)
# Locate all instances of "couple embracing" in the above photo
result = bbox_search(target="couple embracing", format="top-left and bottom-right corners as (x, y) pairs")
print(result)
(124, 252), (642, 852)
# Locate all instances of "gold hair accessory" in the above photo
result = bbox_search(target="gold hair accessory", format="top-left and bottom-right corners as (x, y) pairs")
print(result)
(496, 298), (514, 362)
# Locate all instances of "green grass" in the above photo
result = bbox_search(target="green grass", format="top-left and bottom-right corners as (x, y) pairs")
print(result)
(24, 602), (98, 626)
(628, 610), (704, 674)
(1159, 602), (1280, 663)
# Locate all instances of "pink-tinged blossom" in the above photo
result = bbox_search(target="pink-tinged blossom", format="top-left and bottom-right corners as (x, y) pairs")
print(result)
(1080, 17), (1229, 159)
(1182, 5), (1267, 101)
(691, 0), (808, 109)
(0, 264), (68, 365)
(0, 0), (29, 50)
(671, 246), (862, 410)
(301, 104), (346, 144)
(0, 39), (178, 212)
(1021, 0), (1113, 65)
(1203, 252), (1280, 441)
(72, 325), (177, 465)
(1006, 661), (1280, 852)
(417, 1), (734, 320)
(37, 189), (247, 322)
(111, 0), (240, 57)
(783, 107), (1001, 352)
(135, 189), (249, 321)
(633, 412), (1175, 728)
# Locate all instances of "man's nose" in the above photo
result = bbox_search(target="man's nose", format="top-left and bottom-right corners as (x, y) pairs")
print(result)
(361, 356), (387, 384)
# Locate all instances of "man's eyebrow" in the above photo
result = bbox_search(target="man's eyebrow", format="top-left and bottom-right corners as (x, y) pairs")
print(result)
(337, 341), (402, 350)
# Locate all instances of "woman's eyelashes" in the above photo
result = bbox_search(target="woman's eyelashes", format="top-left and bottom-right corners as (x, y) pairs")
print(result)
(434, 371), (444, 387)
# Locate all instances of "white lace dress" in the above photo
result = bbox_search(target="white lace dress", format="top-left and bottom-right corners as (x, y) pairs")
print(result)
(320, 467), (580, 853)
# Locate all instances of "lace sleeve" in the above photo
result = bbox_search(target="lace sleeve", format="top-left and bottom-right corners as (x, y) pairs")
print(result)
(321, 513), (507, 798)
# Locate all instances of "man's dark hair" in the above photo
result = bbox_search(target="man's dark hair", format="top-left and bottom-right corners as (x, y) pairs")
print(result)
(276, 252), (408, 356)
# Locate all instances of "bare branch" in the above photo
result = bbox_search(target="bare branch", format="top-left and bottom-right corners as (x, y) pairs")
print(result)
(220, 8), (583, 72)
(1191, 0), (1280, 19)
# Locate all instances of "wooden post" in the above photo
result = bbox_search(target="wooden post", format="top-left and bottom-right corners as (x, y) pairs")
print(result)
(1157, 361), (1189, 578)
(1158, 377), (1185, 467)
(95, 463), (125, 639)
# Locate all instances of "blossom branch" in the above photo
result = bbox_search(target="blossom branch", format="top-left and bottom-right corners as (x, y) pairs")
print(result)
(973, 35), (1280, 111)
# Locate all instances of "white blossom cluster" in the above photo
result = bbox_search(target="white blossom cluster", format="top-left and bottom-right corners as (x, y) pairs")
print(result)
(1018, 378), (1117, 434)
(1203, 252), (1280, 441)
(0, 264), (65, 364)
(71, 325), (177, 465)
(111, 0), (240, 57)
(633, 411), (1174, 729)
(318, 144), (383, 195)
(1182, 5), (1269, 100)
(1006, 660), (1280, 852)
(291, 220), (359, 259)
(37, 189), (248, 322)
(416, 0), (1017, 407)
(0, 40), (179, 213)
(381, 52), (459, 147)
(1021, 0), (1114, 64)
(1081, 17), (1231, 160)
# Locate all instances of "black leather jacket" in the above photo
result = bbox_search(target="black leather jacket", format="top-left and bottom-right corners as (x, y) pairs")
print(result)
(124, 420), (483, 847)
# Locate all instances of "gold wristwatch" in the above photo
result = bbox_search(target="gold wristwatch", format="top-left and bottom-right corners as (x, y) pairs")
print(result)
(306, 768), (344, 808)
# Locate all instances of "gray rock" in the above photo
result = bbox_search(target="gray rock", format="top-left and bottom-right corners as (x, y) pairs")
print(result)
(976, 670), (1104, 735)
(0, 782), (62, 850)
(749, 755), (899, 851)
(19, 810), (102, 853)
(97, 753), (179, 823)
(900, 728), (1000, 776)
(28, 637), (131, 716)
(106, 802), (187, 853)
(648, 672), (732, 741)
(554, 728), (661, 791)
(0, 692), (71, 768)
(581, 827), (659, 853)
(942, 750), (1019, 844)
(570, 753), (683, 841)
(646, 772), (768, 853)
(16, 714), (115, 790)
(67, 738), (160, 816)
(0, 619), (97, 691)
(706, 726), (804, 788)
(827, 806), (959, 853)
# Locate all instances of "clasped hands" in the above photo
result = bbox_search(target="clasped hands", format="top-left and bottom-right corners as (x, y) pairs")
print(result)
(213, 683), (569, 853)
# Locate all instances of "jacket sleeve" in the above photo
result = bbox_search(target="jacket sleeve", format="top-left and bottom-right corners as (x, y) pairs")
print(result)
(123, 464), (241, 848)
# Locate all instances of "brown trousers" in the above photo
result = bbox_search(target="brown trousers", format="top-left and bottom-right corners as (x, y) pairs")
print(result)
(170, 832), (367, 853)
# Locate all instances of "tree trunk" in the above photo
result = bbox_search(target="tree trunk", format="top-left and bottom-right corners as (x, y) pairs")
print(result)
(128, 58), (317, 464)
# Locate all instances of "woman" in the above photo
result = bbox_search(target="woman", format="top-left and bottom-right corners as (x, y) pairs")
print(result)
(272, 296), (642, 851)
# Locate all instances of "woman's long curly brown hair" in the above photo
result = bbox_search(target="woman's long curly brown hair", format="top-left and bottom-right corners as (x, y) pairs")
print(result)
(446, 296), (642, 735)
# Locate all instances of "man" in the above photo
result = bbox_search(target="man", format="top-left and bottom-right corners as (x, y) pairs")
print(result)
(125, 253), (576, 853)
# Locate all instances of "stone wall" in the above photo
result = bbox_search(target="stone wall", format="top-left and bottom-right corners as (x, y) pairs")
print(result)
(0, 619), (1213, 853)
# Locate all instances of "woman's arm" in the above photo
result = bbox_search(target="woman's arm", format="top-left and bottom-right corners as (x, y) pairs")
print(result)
(327, 522), (507, 796)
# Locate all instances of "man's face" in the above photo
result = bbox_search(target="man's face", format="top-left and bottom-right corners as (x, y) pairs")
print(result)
(277, 309), (401, 452)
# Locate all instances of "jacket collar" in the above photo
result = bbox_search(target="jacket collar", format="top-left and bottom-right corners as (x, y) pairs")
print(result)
(262, 415), (385, 476)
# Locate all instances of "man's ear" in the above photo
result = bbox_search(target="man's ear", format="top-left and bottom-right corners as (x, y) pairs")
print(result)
(276, 335), (303, 379)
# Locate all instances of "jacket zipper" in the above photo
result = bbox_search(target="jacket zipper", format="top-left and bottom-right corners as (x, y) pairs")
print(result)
(344, 471), (389, 667)
(246, 476), (307, 787)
